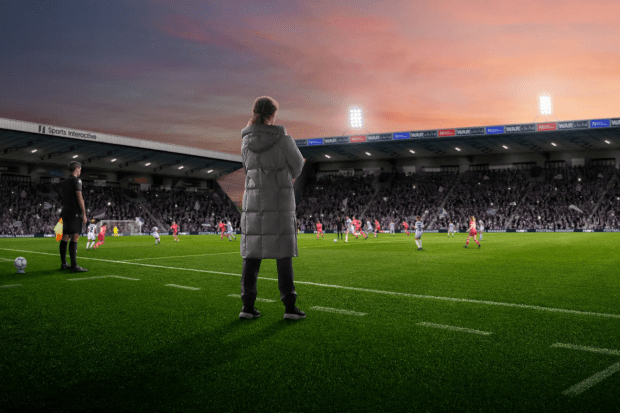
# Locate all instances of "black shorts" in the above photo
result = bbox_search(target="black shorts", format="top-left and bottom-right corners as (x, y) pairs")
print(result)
(62, 214), (83, 235)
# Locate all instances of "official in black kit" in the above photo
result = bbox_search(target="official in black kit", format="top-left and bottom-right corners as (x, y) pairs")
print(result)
(59, 161), (88, 272)
(336, 217), (343, 239)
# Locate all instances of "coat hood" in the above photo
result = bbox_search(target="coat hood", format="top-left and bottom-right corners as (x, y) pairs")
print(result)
(241, 124), (287, 153)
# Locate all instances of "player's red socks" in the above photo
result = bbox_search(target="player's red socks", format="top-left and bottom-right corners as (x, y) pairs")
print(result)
(466, 239), (470, 245)
(475, 240), (480, 246)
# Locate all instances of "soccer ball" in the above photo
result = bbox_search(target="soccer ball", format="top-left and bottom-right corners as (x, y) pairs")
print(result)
(14, 257), (27, 273)
(333, 239), (338, 243)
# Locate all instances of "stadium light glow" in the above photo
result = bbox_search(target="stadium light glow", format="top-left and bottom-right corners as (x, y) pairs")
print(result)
(207, 169), (213, 173)
(325, 155), (331, 158)
(31, 149), (37, 153)
(455, 147), (461, 151)
(111, 159), (117, 162)
(409, 149), (415, 154)
(178, 166), (184, 170)
(605, 140), (611, 144)
(539, 95), (552, 115)
(502, 145), (508, 149)
(72, 155), (78, 158)
(365, 152), (371, 156)
(349, 107), (363, 129)
(145, 163), (151, 166)
(551, 142), (557, 147)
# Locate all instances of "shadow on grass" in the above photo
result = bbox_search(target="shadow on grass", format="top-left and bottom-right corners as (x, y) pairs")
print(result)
(4, 317), (298, 412)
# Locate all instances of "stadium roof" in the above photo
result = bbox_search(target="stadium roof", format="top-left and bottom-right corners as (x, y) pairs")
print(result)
(295, 118), (620, 162)
(0, 117), (242, 178)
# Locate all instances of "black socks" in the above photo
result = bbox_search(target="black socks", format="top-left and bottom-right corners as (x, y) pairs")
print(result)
(69, 241), (78, 268)
(59, 240), (68, 265)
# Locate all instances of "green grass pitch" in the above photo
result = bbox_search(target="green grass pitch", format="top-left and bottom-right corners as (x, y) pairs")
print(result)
(1, 233), (619, 412)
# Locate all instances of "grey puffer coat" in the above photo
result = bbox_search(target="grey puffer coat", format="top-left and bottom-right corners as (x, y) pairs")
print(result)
(240, 124), (304, 259)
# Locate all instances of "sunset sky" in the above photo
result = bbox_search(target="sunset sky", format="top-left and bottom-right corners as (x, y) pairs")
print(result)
(1, 0), (619, 155)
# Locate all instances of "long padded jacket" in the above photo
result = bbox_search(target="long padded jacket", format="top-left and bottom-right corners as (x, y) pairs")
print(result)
(240, 124), (304, 259)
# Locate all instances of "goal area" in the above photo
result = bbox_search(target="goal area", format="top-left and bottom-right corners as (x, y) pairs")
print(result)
(96, 220), (143, 235)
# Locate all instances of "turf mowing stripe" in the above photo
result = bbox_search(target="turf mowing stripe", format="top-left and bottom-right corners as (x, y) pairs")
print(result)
(166, 284), (200, 291)
(125, 252), (238, 261)
(416, 322), (492, 336)
(311, 306), (367, 316)
(227, 294), (276, 303)
(0, 284), (22, 288)
(3, 247), (620, 320)
(551, 343), (620, 357)
(561, 362), (620, 396)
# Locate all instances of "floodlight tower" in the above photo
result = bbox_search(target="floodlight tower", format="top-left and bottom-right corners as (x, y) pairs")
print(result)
(533, 95), (560, 122)
(341, 106), (371, 135)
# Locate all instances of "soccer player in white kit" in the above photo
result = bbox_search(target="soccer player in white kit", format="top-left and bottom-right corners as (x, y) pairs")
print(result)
(414, 216), (424, 250)
(226, 220), (237, 241)
(344, 215), (353, 242)
(448, 221), (455, 237)
(365, 219), (373, 236)
(478, 220), (484, 241)
(152, 226), (160, 245)
(86, 220), (97, 249)
(389, 220), (395, 236)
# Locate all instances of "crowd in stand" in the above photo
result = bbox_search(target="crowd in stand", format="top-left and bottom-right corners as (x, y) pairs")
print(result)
(0, 181), (240, 235)
(295, 165), (620, 231)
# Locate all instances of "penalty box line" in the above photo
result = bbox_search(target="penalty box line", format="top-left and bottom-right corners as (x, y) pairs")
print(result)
(2, 247), (620, 321)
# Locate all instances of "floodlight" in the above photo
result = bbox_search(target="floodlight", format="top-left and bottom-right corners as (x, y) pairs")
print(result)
(207, 169), (213, 173)
(178, 166), (184, 169)
(409, 149), (415, 154)
(551, 142), (557, 147)
(111, 159), (117, 162)
(349, 107), (363, 129)
(31, 149), (37, 153)
(502, 145), (508, 149)
(605, 140), (611, 144)
(72, 154), (78, 158)
(365, 152), (371, 156)
(325, 155), (331, 158)
(145, 162), (151, 166)
(455, 147), (461, 151)
(540, 96), (552, 115)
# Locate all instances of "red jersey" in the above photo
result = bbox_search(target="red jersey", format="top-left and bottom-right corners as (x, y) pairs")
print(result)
(352, 220), (362, 230)
(218, 223), (226, 232)
(469, 220), (476, 231)
(402, 222), (409, 229)
(171, 224), (179, 233)
(99, 226), (107, 236)
(316, 223), (322, 231)
(374, 220), (380, 230)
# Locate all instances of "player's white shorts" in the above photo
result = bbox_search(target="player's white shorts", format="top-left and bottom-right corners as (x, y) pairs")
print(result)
(226, 230), (234, 235)
(415, 230), (423, 239)
(153, 234), (160, 239)
(88, 233), (96, 241)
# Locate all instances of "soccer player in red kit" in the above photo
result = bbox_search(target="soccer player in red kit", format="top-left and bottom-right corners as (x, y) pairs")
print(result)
(316, 221), (324, 239)
(402, 220), (410, 236)
(171, 221), (179, 242)
(464, 215), (481, 248)
(352, 217), (367, 239)
(218, 220), (226, 240)
(374, 219), (380, 237)
(92, 223), (107, 250)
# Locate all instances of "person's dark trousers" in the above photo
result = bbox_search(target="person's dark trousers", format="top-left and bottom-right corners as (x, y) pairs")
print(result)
(59, 240), (68, 265)
(338, 230), (343, 239)
(69, 240), (78, 267)
(241, 257), (297, 309)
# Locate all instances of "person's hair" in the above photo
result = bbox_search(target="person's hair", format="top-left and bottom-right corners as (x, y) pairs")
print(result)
(247, 96), (278, 126)
(470, 216), (475, 221)
(101, 223), (107, 227)
(69, 161), (81, 172)
(416, 216), (421, 220)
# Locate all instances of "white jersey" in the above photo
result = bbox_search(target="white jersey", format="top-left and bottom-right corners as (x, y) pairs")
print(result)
(389, 222), (395, 230)
(345, 219), (352, 232)
(449, 223), (455, 231)
(226, 221), (233, 233)
(479, 222), (485, 231)
(415, 221), (424, 238)
(366, 221), (373, 231)
(87, 223), (97, 240)
(152, 227), (159, 237)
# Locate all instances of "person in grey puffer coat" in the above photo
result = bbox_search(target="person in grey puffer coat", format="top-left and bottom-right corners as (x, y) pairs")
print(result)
(239, 96), (306, 320)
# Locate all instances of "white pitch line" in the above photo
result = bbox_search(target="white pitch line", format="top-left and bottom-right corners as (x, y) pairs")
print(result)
(166, 284), (200, 291)
(311, 306), (367, 316)
(227, 294), (276, 303)
(562, 362), (620, 396)
(2, 247), (620, 320)
(1, 284), (22, 288)
(67, 275), (140, 282)
(125, 252), (238, 261)
(0, 257), (14, 262)
(551, 343), (620, 357)
(416, 322), (492, 336)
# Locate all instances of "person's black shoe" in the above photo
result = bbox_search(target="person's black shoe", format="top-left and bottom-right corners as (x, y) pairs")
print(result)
(70, 266), (89, 273)
(283, 306), (306, 320)
(60, 263), (70, 270)
(239, 307), (260, 319)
